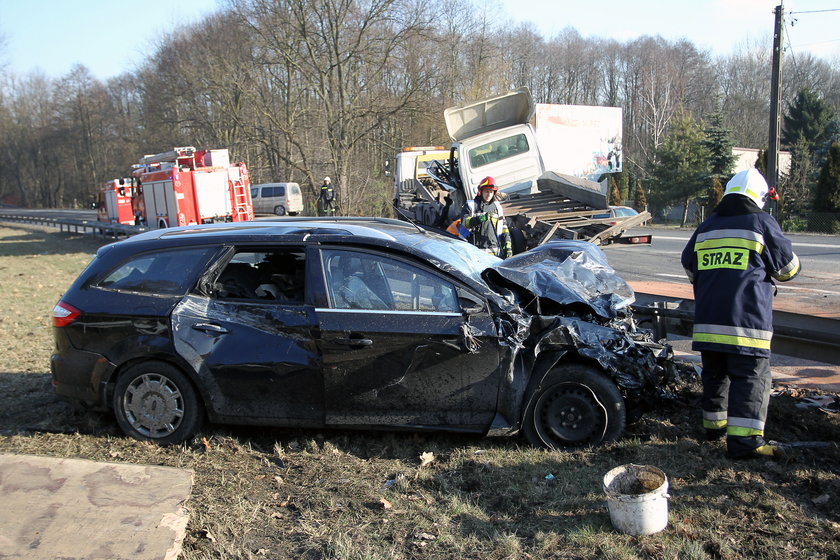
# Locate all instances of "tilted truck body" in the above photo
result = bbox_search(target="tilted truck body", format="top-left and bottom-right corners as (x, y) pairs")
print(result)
(393, 88), (650, 252)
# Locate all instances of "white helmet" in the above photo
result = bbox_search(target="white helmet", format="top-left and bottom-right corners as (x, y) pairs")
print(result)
(723, 168), (776, 209)
(323, 176), (331, 183)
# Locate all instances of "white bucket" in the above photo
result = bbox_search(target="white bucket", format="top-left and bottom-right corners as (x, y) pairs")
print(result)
(603, 464), (669, 535)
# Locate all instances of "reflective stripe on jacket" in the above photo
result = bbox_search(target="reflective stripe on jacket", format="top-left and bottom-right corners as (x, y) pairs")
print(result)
(680, 196), (800, 357)
(461, 199), (512, 258)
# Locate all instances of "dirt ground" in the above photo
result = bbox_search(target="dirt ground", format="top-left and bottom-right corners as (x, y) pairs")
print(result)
(2, 223), (840, 560)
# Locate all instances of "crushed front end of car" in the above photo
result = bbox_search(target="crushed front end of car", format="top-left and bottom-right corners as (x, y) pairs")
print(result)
(481, 241), (696, 444)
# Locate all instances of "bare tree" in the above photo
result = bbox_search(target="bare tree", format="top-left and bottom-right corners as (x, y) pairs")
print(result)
(233, 0), (433, 214)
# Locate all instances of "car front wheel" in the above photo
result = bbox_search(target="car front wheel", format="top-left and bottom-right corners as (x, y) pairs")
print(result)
(274, 205), (286, 216)
(113, 361), (203, 445)
(523, 364), (625, 449)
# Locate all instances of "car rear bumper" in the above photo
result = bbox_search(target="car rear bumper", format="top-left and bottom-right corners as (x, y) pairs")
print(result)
(50, 346), (116, 409)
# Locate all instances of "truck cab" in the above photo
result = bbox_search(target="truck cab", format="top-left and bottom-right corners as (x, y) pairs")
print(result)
(444, 87), (544, 197)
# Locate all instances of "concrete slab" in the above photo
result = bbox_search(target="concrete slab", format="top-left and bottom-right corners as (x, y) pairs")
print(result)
(0, 453), (193, 560)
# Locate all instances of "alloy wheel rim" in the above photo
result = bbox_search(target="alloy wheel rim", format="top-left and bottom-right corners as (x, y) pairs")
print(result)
(122, 373), (184, 438)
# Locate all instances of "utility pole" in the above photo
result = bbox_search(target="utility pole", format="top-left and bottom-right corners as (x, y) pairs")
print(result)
(768, 3), (784, 198)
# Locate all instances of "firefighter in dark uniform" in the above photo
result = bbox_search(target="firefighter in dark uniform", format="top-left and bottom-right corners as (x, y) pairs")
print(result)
(318, 176), (336, 216)
(681, 168), (800, 459)
(460, 176), (513, 259)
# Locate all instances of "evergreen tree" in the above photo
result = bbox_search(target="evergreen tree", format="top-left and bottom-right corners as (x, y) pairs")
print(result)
(702, 111), (737, 180)
(754, 149), (767, 177)
(633, 179), (647, 213)
(782, 89), (835, 152)
(649, 110), (712, 226)
(786, 137), (814, 217)
(706, 176), (724, 216)
(617, 171), (630, 202)
(781, 91), (838, 223)
(813, 141), (840, 220)
(609, 177), (622, 205)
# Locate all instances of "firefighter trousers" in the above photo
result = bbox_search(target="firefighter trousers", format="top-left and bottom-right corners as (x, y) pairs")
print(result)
(700, 350), (772, 456)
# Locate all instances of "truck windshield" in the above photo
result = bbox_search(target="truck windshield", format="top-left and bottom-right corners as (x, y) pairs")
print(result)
(468, 134), (529, 168)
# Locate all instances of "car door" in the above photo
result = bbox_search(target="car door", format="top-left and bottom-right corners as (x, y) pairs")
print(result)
(171, 246), (323, 423)
(315, 247), (502, 429)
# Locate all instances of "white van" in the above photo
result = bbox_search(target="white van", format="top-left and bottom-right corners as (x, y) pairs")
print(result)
(250, 182), (304, 216)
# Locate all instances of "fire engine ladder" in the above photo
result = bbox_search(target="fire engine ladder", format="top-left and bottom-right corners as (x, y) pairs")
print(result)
(230, 178), (251, 221)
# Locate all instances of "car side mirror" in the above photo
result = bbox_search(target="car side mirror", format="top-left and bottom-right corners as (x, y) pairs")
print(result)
(458, 296), (485, 315)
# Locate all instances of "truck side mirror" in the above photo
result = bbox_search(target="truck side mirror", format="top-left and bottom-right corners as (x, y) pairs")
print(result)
(384, 159), (391, 177)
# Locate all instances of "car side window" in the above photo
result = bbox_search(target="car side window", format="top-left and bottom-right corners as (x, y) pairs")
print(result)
(323, 249), (459, 312)
(98, 247), (215, 295)
(214, 248), (305, 303)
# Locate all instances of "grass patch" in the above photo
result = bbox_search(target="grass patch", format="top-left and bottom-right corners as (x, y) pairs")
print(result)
(1, 223), (840, 559)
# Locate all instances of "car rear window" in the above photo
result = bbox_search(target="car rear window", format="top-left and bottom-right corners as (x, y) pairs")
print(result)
(97, 247), (215, 295)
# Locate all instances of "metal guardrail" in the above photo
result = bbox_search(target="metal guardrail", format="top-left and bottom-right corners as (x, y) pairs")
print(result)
(632, 292), (840, 365)
(0, 213), (146, 239)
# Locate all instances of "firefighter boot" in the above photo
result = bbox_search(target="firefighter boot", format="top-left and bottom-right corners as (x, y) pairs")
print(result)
(705, 428), (726, 441)
(727, 442), (788, 460)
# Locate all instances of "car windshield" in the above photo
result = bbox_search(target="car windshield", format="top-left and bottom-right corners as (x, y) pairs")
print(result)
(405, 234), (500, 284)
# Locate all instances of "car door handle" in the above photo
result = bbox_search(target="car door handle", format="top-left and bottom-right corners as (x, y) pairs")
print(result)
(334, 337), (373, 347)
(192, 323), (229, 335)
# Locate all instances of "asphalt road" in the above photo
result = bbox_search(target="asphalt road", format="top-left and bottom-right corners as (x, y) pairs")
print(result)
(602, 227), (840, 317)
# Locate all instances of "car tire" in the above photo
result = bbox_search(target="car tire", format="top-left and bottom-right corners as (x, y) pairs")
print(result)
(274, 205), (286, 216)
(113, 361), (203, 445)
(523, 363), (625, 448)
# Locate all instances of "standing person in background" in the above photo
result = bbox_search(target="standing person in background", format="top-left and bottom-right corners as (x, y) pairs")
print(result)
(318, 177), (336, 216)
(460, 176), (512, 259)
(681, 168), (800, 459)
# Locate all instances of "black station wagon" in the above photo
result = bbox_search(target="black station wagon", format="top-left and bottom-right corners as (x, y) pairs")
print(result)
(51, 218), (684, 446)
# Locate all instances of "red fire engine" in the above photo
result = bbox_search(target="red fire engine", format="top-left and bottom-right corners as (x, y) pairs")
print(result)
(96, 178), (137, 225)
(96, 146), (254, 229)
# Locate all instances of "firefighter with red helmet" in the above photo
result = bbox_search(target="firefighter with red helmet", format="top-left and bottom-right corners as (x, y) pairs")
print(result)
(681, 168), (800, 459)
(460, 176), (513, 258)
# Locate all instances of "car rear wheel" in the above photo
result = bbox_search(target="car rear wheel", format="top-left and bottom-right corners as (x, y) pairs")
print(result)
(523, 364), (625, 448)
(113, 361), (202, 445)
(274, 205), (286, 216)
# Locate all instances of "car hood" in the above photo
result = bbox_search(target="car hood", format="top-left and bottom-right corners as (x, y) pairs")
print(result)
(482, 241), (634, 319)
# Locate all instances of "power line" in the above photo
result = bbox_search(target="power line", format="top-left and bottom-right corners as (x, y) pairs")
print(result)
(789, 9), (840, 15)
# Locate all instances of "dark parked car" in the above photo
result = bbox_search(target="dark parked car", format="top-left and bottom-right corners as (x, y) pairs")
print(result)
(51, 218), (685, 447)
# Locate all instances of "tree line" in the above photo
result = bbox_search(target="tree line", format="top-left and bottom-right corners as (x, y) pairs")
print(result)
(1, 0), (839, 228)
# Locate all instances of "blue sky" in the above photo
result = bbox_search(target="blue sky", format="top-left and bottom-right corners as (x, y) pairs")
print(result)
(1, 0), (839, 81)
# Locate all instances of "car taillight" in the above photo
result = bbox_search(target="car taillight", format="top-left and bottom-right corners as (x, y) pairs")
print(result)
(52, 301), (80, 327)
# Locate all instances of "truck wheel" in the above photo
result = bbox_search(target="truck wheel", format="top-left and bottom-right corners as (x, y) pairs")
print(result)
(274, 205), (287, 216)
(113, 361), (203, 445)
(158, 219), (168, 229)
(522, 364), (625, 448)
